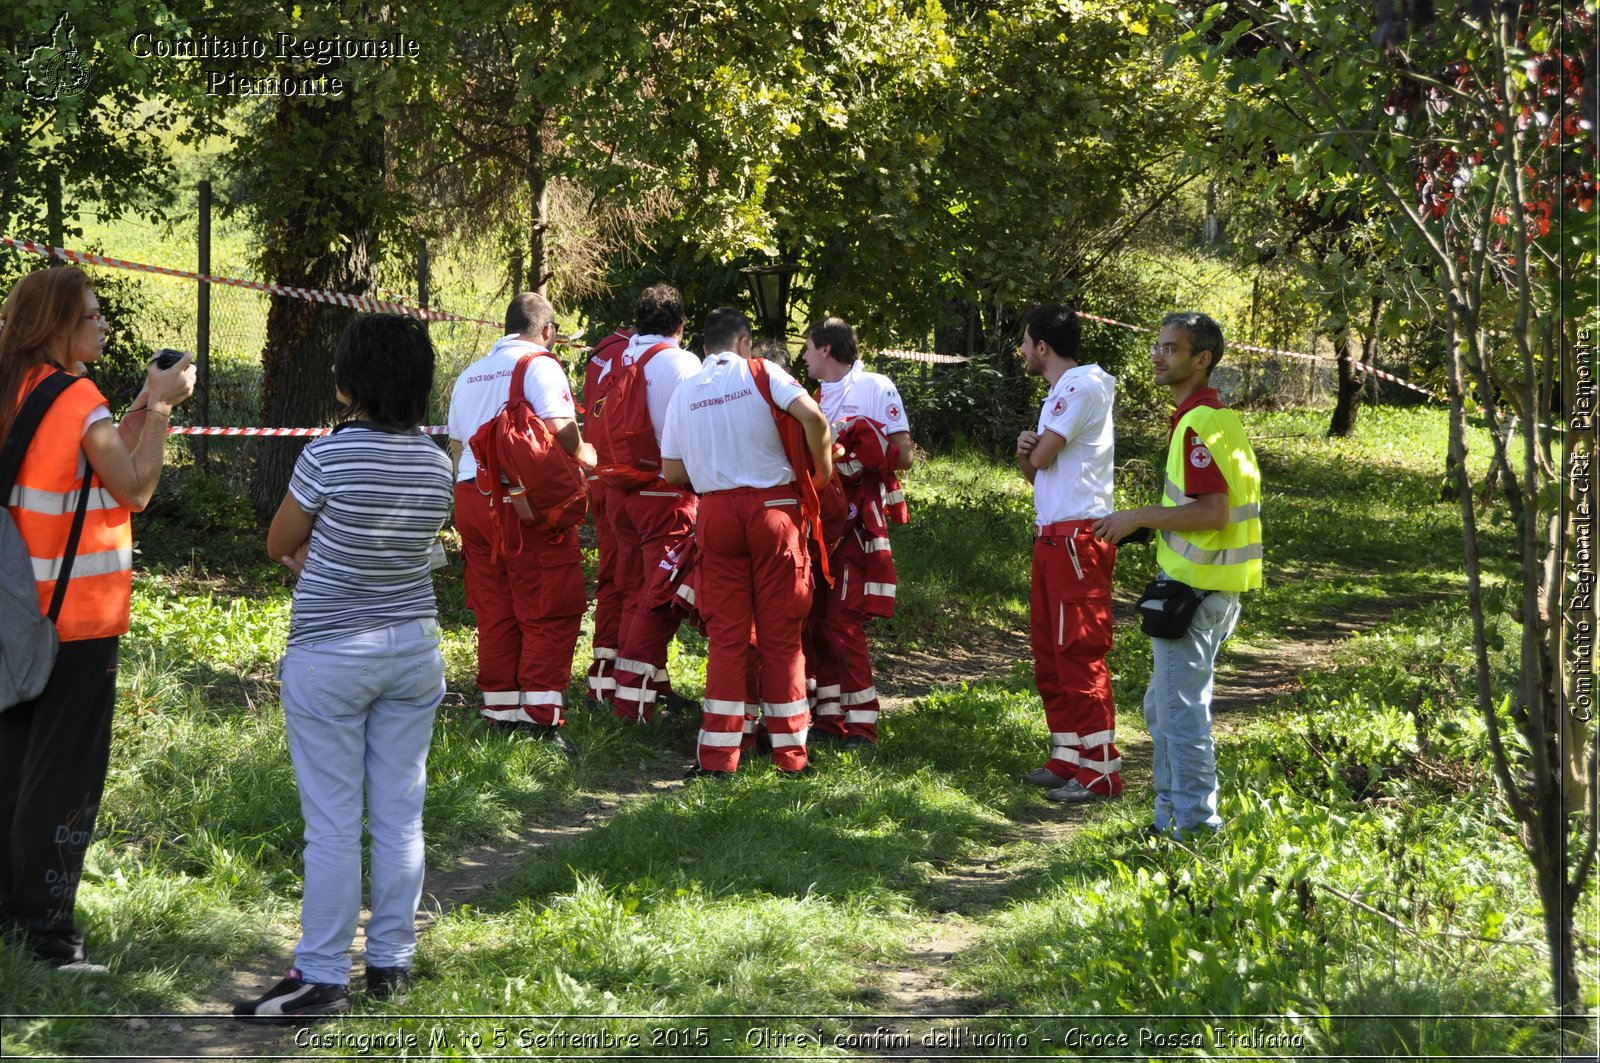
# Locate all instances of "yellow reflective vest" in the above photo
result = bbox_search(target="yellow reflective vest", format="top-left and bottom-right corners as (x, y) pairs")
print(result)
(1155, 403), (1263, 592)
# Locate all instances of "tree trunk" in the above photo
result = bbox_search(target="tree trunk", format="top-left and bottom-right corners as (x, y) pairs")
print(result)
(247, 87), (383, 519)
(1328, 312), (1369, 437)
(526, 112), (549, 296)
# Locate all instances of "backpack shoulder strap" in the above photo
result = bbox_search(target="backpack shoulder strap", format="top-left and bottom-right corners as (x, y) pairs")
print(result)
(749, 357), (778, 411)
(508, 353), (539, 408)
(632, 342), (674, 373)
(749, 359), (832, 585)
(1, 370), (80, 499)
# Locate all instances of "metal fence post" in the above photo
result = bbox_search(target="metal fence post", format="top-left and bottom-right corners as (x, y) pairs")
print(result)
(45, 171), (63, 254)
(196, 180), (211, 466)
(417, 236), (429, 335)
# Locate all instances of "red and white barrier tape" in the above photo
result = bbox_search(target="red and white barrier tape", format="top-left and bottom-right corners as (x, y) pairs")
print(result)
(874, 310), (1437, 398)
(162, 424), (450, 438)
(875, 348), (973, 364)
(2, 236), (505, 329)
(9, 232), (1432, 403)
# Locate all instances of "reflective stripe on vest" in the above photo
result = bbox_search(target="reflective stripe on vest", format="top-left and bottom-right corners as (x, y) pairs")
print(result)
(31, 545), (135, 582)
(9, 482), (120, 515)
(9, 366), (133, 640)
(1155, 404), (1263, 593)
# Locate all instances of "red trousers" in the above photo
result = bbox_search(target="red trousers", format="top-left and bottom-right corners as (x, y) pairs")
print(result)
(456, 483), (584, 727)
(585, 480), (624, 704)
(695, 487), (812, 773)
(1030, 522), (1121, 794)
(608, 482), (696, 723)
(804, 545), (880, 742)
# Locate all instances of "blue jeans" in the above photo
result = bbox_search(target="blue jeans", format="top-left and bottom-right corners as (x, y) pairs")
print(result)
(280, 618), (444, 984)
(1143, 588), (1240, 834)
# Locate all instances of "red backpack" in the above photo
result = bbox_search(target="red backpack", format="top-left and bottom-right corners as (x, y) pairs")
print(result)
(581, 328), (633, 419)
(469, 352), (589, 555)
(589, 341), (672, 488)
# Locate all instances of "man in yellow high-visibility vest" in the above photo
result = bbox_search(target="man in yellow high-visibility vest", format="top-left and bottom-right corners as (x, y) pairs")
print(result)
(1093, 311), (1262, 835)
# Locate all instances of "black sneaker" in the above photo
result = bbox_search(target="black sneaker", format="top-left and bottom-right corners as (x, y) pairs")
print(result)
(683, 764), (733, 782)
(810, 729), (845, 746)
(365, 965), (413, 1002)
(234, 968), (350, 1024)
(842, 735), (874, 751)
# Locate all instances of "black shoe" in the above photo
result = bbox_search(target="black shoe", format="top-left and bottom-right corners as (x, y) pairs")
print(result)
(537, 725), (578, 758)
(6, 918), (86, 964)
(810, 729), (845, 746)
(842, 735), (874, 751)
(365, 965), (413, 1002)
(658, 689), (698, 717)
(683, 764), (733, 782)
(777, 763), (815, 778)
(234, 969), (350, 1024)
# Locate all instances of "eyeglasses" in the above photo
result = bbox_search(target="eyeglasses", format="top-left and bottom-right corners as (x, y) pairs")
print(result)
(1149, 342), (1187, 356)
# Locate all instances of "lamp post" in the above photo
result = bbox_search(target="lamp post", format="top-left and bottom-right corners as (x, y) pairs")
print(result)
(741, 262), (799, 344)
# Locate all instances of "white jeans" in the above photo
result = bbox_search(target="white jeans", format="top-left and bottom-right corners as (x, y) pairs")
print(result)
(1143, 588), (1240, 834)
(280, 618), (444, 984)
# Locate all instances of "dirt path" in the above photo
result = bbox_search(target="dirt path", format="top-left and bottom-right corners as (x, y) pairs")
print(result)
(840, 597), (1419, 1061)
(100, 602), (1398, 1062)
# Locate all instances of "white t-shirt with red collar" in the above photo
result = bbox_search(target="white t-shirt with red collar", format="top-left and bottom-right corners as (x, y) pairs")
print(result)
(1032, 362), (1116, 524)
(817, 360), (910, 435)
(660, 353), (808, 493)
(447, 335), (576, 483)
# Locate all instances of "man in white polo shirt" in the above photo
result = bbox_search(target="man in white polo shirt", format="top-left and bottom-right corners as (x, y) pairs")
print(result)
(1014, 303), (1122, 802)
(661, 308), (833, 776)
(800, 316), (913, 748)
(447, 292), (593, 750)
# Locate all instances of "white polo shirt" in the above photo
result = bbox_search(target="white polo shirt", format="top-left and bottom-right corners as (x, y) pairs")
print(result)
(660, 353), (808, 493)
(447, 335), (576, 483)
(604, 333), (702, 448)
(1032, 362), (1116, 524)
(818, 360), (910, 435)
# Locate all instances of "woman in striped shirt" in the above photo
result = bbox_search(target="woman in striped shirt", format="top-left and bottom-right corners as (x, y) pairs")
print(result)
(236, 314), (454, 1023)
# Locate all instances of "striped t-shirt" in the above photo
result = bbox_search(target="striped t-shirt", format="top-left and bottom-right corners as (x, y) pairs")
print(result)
(286, 423), (454, 646)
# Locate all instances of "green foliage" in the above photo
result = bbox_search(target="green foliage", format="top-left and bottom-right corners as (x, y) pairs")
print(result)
(0, 2), (213, 240)
(134, 467), (264, 568)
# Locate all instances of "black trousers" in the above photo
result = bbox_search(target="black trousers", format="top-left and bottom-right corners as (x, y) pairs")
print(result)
(0, 636), (118, 963)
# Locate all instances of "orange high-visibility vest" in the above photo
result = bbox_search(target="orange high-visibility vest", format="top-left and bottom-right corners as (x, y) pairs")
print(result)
(8, 365), (133, 640)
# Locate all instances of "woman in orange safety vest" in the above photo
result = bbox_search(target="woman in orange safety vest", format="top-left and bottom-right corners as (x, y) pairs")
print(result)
(0, 266), (194, 971)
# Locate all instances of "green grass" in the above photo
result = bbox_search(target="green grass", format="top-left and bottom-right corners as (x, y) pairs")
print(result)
(949, 593), (1565, 1059)
(2, 404), (1587, 1061)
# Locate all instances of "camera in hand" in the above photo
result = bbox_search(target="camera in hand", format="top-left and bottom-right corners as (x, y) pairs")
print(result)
(152, 348), (187, 369)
